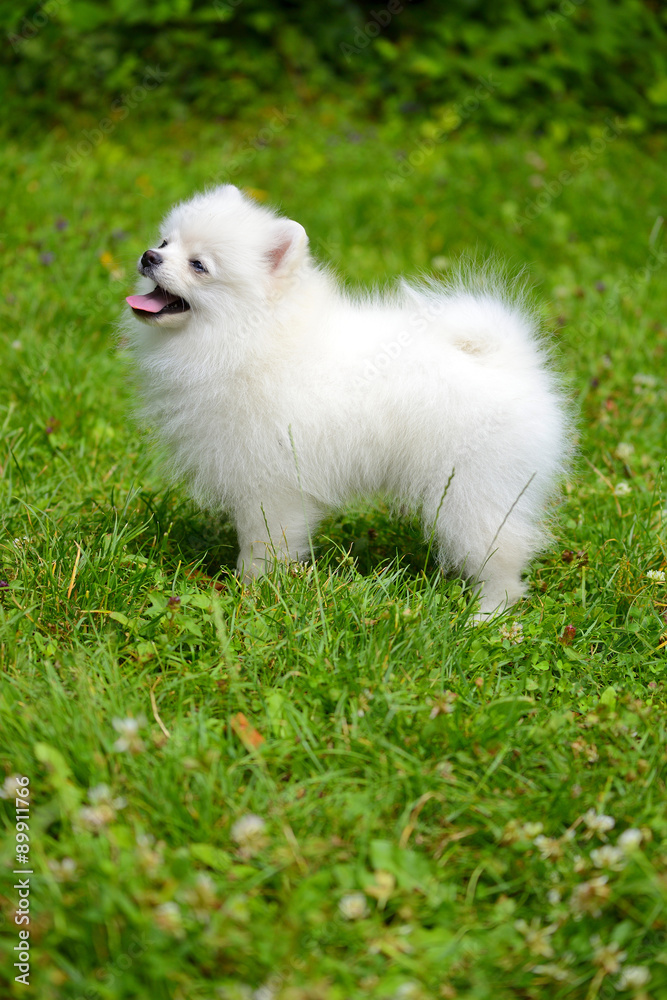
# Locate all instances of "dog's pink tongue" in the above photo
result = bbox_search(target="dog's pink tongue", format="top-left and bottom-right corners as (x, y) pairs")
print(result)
(126, 288), (177, 313)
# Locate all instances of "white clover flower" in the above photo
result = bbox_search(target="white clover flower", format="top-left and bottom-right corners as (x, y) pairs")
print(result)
(183, 872), (218, 923)
(436, 760), (455, 781)
(78, 804), (116, 830)
(547, 888), (561, 905)
(428, 690), (457, 718)
(154, 901), (184, 936)
(88, 783), (127, 810)
(590, 845), (625, 871)
(77, 783), (127, 831)
(500, 819), (523, 844)
(393, 982), (421, 999)
(0, 775), (30, 804)
(615, 443), (634, 462)
(523, 822), (544, 839)
(338, 892), (369, 921)
(515, 917), (557, 958)
(592, 937), (626, 974)
(632, 373), (657, 389)
(617, 965), (651, 990)
(230, 814), (267, 858)
(617, 828), (643, 853)
(365, 869), (396, 909)
(193, 872), (216, 898)
(88, 783), (111, 803)
(231, 813), (265, 841)
(583, 808), (615, 835)
(614, 482), (632, 497)
(136, 833), (165, 874)
(47, 857), (77, 881)
(646, 569), (665, 582)
(112, 715), (146, 753)
(569, 875), (610, 917)
(534, 835), (562, 860)
(499, 621), (524, 644)
(531, 963), (570, 982)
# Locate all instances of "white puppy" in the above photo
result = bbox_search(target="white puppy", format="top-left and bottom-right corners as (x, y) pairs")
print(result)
(122, 185), (570, 616)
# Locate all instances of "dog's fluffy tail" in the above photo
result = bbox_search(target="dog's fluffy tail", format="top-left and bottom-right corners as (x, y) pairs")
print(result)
(400, 260), (546, 365)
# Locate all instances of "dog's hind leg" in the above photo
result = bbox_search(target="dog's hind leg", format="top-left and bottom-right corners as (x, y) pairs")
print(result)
(466, 540), (529, 619)
(429, 480), (542, 620)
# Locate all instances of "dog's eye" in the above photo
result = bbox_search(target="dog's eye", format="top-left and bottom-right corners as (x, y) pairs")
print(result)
(158, 241), (168, 249)
(190, 260), (207, 273)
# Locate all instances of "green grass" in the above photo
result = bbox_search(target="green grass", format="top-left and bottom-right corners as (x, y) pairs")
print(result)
(1, 104), (666, 999)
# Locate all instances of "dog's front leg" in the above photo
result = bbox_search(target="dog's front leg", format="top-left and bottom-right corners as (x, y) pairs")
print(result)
(234, 494), (323, 582)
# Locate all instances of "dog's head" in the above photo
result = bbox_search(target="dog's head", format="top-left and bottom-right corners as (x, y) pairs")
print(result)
(126, 185), (309, 327)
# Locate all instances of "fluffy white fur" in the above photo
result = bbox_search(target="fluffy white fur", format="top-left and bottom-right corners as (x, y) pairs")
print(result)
(121, 185), (570, 616)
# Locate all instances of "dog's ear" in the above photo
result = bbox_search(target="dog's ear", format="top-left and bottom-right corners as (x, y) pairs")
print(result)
(267, 220), (308, 276)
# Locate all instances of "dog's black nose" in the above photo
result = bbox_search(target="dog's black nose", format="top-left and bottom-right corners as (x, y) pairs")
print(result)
(141, 249), (163, 268)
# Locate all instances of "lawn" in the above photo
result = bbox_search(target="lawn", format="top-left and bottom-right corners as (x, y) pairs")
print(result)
(1, 104), (666, 999)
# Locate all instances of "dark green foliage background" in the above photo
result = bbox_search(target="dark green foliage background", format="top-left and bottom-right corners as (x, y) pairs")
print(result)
(4, 0), (667, 132)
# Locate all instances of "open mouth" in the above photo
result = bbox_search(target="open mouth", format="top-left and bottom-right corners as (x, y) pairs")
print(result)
(126, 285), (191, 319)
